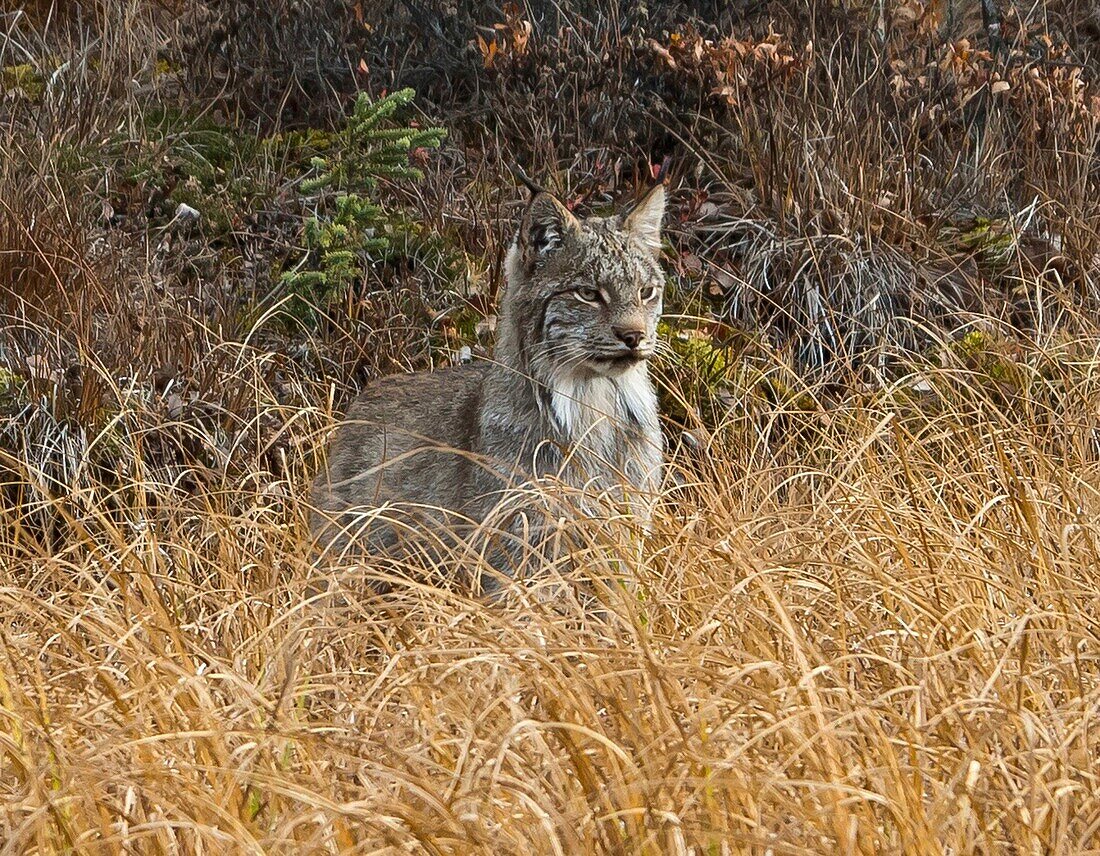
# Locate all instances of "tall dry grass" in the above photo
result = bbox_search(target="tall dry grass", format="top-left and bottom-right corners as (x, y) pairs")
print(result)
(2, 336), (1100, 852)
(2, 1), (1100, 853)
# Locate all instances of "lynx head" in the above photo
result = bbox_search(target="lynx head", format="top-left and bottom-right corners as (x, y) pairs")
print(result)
(500, 185), (666, 381)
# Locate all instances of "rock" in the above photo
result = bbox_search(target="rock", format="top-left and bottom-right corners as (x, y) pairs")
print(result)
(173, 202), (201, 224)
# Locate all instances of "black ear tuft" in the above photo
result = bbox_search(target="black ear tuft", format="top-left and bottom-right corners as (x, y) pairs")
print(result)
(512, 163), (547, 199)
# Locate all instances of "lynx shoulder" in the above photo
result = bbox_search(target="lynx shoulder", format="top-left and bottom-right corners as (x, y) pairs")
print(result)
(310, 182), (668, 574)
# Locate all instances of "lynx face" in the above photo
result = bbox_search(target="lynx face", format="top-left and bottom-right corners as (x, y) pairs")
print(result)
(504, 186), (666, 381)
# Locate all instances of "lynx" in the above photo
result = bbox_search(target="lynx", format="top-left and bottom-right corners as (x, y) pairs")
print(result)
(310, 182), (667, 587)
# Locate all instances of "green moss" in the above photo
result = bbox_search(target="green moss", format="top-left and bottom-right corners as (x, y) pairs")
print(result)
(449, 305), (482, 341)
(662, 322), (732, 381)
(2, 64), (45, 100)
(664, 274), (713, 319)
(944, 329), (1029, 399)
(90, 108), (283, 237)
(260, 128), (340, 166)
(54, 141), (98, 178)
(383, 215), (468, 283)
(953, 329), (990, 361)
(655, 320), (738, 422)
(166, 181), (234, 235)
(944, 217), (1016, 271)
(0, 368), (27, 409)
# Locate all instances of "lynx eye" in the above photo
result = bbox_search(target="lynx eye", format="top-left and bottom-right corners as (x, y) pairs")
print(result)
(640, 285), (660, 302)
(574, 286), (602, 305)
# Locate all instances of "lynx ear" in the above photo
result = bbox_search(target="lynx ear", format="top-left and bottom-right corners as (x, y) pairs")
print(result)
(623, 184), (665, 256)
(520, 192), (579, 260)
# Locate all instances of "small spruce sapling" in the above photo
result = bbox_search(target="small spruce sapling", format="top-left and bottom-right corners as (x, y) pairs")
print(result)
(280, 88), (445, 323)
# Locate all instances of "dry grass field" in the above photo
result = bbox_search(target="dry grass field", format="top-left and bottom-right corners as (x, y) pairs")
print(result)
(2, 1), (1100, 852)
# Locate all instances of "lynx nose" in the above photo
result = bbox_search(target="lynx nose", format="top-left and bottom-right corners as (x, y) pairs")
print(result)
(614, 327), (645, 350)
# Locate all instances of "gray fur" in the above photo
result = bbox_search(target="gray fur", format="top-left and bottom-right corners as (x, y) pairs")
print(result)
(310, 185), (667, 582)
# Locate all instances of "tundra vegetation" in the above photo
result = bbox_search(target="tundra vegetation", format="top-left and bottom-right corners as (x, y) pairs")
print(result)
(1, 0), (1100, 852)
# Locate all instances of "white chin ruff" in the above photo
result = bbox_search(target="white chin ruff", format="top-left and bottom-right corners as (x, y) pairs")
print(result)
(550, 362), (656, 439)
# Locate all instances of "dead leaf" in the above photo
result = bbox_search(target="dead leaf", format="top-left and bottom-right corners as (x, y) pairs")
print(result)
(681, 253), (703, 276)
(649, 39), (676, 69)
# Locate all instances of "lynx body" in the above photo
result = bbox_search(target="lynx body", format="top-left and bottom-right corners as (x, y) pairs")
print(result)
(311, 184), (667, 576)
